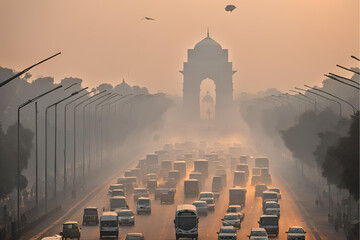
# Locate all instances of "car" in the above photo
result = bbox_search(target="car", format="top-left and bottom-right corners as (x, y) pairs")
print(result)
(247, 228), (268, 239)
(263, 201), (280, 213)
(117, 209), (135, 226)
(226, 205), (245, 221)
(125, 233), (145, 240)
(202, 197), (215, 211)
(100, 212), (119, 239)
(137, 197), (151, 214)
(217, 226), (237, 240)
(255, 184), (268, 198)
(222, 213), (241, 229)
(286, 226), (306, 240)
(192, 201), (208, 216)
(82, 207), (99, 225)
(268, 188), (281, 199)
(155, 188), (174, 200)
(108, 184), (124, 195)
(160, 190), (175, 204)
(60, 221), (81, 240)
(199, 192), (215, 200)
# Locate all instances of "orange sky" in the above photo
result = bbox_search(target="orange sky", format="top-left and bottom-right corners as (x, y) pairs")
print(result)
(0, 0), (358, 96)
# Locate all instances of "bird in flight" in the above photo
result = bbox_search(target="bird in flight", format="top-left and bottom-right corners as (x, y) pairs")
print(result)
(225, 5), (236, 12)
(142, 17), (155, 21)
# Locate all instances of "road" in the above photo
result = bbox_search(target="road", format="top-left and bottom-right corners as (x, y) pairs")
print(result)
(31, 155), (323, 240)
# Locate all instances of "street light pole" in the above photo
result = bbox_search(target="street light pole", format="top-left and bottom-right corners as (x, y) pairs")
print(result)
(336, 65), (360, 75)
(17, 85), (62, 227)
(324, 74), (360, 90)
(82, 93), (111, 187)
(44, 89), (84, 208)
(0, 52), (61, 88)
(295, 87), (342, 119)
(304, 85), (357, 113)
(73, 91), (106, 196)
(63, 90), (95, 199)
(328, 73), (360, 86)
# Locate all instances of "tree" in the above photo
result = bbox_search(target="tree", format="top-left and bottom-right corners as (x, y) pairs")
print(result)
(322, 111), (359, 199)
(0, 122), (33, 199)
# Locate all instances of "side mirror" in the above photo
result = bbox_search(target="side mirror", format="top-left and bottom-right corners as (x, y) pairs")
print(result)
(173, 220), (175, 224)
(59, 232), (63, 236)
(80, 227), (82, 230)
(216, 232), (219, 234)
(257, 221), (260, 224)
(285, 232), (288, 233)
(103, 207), (105, 211)
(221, 218), (224, 221)
(304, 232), (307, 234)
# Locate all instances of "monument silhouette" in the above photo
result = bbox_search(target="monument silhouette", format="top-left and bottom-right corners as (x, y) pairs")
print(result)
(181, 31), (236, 121)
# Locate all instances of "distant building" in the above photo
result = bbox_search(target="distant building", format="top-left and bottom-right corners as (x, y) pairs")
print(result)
(180, 32), (236, 121)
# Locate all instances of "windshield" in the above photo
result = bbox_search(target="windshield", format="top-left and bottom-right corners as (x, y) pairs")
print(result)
(220, 228), (235, 233)
(193, 202), (206, 207)
(64, 224), (78, 229)
(289, 228), (304, 233)
(269, 189), (280, 193)
(252, 230), (267, 236)
(138, 199), (150, 205)
(177, 216), (197, 230)
(135, 189), (147, 194)
(101, 220), (117, 227)
(261, 218), (278, 225)
(224, 215), (238, 220)
(200, 193), (213, 198)
(205, 199), (214, 204)
(263, 193), (277, 200)
(84, 209), (97, 215)
(267, 203), (279, 208)
(126, 237), (142, 240)
(227, 207), (236, 212)
(119, 211), (133, 216)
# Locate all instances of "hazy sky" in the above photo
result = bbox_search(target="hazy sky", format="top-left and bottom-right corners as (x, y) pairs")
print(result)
(0, 0), (358, 96)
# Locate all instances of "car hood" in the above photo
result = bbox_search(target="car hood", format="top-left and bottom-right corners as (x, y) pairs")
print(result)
(287, 233), (305, 237)
(219, 233), (236, 237)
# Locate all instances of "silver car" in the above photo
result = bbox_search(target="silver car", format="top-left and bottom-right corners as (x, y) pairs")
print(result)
(286, 226), (306, 240)
(117, 209), (134, 226)
(217, 226), (237, 240)
(222, 213), (240, 229)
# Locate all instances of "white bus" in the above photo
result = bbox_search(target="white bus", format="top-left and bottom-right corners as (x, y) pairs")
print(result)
(174, 204), (199, 240)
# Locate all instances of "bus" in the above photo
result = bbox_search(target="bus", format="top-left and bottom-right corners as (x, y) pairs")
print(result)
(174, 204), (199, 240)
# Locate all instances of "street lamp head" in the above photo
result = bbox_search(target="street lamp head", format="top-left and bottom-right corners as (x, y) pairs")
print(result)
(64, 82), (78, 90)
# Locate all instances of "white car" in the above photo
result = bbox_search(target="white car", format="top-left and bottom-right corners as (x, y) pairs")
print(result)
(247, 228), (268, 239)
(41, 235), (62, 240)
(117, 209), (135, 225)
(222, 213), (241, 229)
(217, 226), (237, 240)
(286, 226), (306, 240)
(227, 205), (245, 221)
(201, 197), (215, 211)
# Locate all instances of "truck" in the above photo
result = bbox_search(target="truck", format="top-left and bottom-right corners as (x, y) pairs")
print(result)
(211, 176), (223, 198)
(194, 159), (209, 178)
(255, 157), (269, 168)
(184, 179), (200, 197)
(173, 161), (186, 178)
(160, 190), (175, 204)
(233, 171), (246, 187)
(229, 188), (247, 206)
(146, 154), (159, 165)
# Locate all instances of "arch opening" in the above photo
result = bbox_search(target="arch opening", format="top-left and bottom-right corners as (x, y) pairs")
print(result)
(200, 78), (216, 120)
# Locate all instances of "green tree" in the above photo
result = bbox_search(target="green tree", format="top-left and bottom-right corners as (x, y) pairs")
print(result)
(322, 112), (359, 199)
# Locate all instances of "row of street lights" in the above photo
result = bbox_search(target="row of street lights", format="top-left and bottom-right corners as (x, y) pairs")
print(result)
(0, 52), (144, 229)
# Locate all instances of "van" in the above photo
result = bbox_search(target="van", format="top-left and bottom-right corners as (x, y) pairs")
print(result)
(60, 221), (81, 240)
(82, 207), (99, 225)
(258, 215), (279, 236)
(212, 176), (223, 198)
(100, 212), (119, 239)
(110, 196), (128, 211)
(137, 197), (151, 214)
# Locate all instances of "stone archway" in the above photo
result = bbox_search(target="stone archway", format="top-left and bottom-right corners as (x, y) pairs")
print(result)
(180, 32), (236, 121)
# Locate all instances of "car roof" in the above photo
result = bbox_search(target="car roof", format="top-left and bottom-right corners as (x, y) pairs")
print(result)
(84, 207), (97, 210)
(251, 228), (266, 231)
(228, 205), (241, 207)
(176, 204), (197, 211)
(193, 200), (206, 204)
(220, 226), (235, 230)
(102, 211), (118, 216)
(126, 233), (143, 236)
(260, 215), (278, 218)
(110, 196), (126, 199)
(119, 209), (133, 212)
(225, 213), (238, 216)
(138, 197), (150, 200)
(200, 192), (213, 194)
(289, 226), (304, 229)
(63, 221), (78, 224)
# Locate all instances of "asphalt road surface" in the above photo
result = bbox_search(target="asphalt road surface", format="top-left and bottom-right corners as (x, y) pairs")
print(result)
(28, 157), (323, 240)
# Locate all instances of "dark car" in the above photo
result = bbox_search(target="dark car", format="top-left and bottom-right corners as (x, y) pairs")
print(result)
(82, 207), (99, 225)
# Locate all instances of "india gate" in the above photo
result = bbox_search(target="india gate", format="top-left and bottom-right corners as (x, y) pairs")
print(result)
(181, 32), (236, 121)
